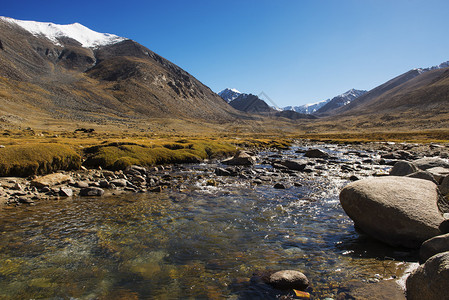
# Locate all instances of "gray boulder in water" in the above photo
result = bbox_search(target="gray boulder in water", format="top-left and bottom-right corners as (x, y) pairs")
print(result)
(304, 148), (330, 158)
(340, 177), (444, 248)
(413, 157), (449, 170)
(406, 251), (449, 300)
(389, 160), (417, 176)
(420, 233), (449, 263)
(222, 150), (256, 166)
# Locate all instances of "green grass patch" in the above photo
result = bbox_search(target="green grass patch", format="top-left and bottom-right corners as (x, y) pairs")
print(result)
(0, 143), (81, 177)
(82, 139), (237, 170)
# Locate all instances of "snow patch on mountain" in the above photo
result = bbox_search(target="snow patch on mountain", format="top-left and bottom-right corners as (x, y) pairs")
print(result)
(218, 88), (243, 103)
(415, 61), (449, 74)
(0, 16), (126, 48)
(284, 99), (331, 114)
(284, 89), (366, 114)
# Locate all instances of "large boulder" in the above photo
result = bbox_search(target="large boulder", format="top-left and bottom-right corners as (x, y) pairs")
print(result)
(278, 159), (307, 171)
(426, 167), (449, 184)
(304, 148), (330, 158)
(339, 177), (444, 248)
(420, 233), (449, 263)
(389, 161), (417, 176)
(222, 150), (256, 166)
(31, 173), (72, 189)
(413, 157), (449, 170)
(406, 251), (449, 300)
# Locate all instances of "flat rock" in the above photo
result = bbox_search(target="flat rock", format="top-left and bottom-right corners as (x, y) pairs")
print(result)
(75, 181), (89, 188)
(339, 177), (444, 248)
(413, 157), (449, 171)
(59, 187), (73, 197)
(31, 173), (72, 189)
(426, 167), (449, 183)
(405, 171), (438, 184)
(406, 251), (449, 300)
(420, 233), (449, 263)
(278, 159), (307, 171)
(304, 148), (330, 158)
(110, 179), (128, 187)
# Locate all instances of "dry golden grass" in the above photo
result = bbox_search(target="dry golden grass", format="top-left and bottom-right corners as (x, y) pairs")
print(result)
(1, 122), (448, 177)
(0, 129), (293, 176)
(295, 130), (449, 144)
(0, 143), (81, 177)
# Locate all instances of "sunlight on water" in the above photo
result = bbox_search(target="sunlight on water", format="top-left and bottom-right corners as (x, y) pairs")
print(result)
(0, 146), (413, 299)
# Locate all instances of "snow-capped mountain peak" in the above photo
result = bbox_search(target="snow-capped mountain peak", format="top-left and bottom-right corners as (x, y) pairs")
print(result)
(415, 61), (449, 74)
(283, 98), (331, 114)
(218, 88), (244, 103)
(284, 88), (367, 114)
(0, 16), (126, 48)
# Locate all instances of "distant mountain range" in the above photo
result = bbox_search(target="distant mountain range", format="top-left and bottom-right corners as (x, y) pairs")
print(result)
(284, 89), (367, 115)
(218, 89), (316, 120)
(1, 16), (449, 131)
(314, 89), (367, 115)
(219, 87), (366, 116)
(318, 60), (449, 130)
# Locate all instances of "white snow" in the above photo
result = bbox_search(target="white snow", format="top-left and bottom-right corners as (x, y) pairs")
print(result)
(415, 61), (449, 74)
(0, 16), (126, 48)
(218, 88), (243, 102)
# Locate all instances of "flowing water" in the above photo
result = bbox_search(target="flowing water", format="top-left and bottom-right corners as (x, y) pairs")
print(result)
(0, 146), (416, 299)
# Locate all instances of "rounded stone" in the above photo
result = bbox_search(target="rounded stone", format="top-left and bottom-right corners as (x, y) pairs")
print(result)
(268, 270), (309, 290)
(420, 233), (449, 263)
(389, 160), (417, 176)
(406, 251), (449, 300)
(339, 176), (444, 248)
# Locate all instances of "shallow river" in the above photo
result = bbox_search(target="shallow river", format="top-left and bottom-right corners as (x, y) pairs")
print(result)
(0, 145), (416, 299)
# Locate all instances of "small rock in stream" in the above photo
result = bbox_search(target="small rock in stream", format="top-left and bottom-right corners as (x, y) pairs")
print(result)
(80, 187), (104, 197)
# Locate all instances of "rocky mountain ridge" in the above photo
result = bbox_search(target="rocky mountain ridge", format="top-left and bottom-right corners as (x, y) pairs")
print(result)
(218, 88), (241, 103)
(0, 17), (241, 129)
(284, 88), (366, 115)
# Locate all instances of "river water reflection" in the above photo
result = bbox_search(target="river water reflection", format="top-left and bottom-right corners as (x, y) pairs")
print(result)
(0, 146), (415, 299)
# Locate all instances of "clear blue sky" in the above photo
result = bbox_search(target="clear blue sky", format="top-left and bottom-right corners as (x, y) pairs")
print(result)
(3, 0), (449, 107)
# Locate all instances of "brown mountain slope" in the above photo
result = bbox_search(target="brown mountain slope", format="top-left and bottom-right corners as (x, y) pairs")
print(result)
(333, 69), (424, 115)
(316, 67), (449, 130)
(338, 68), (449, 115)
(0, 19), (241, 129)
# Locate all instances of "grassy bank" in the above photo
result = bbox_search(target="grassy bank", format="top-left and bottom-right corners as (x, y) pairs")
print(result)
(0, 131), (292, 177)
(0, 143), (81, 177)
(2, 127), (449, 177)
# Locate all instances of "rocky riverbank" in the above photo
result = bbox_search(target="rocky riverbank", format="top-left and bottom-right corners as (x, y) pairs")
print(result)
(1, 140), (448, 299)
(338, 145), (449, 299)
